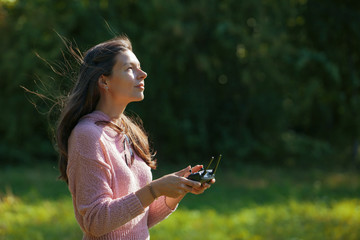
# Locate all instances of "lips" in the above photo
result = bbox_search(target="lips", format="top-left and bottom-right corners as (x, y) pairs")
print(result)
(135, 83), (145, 89)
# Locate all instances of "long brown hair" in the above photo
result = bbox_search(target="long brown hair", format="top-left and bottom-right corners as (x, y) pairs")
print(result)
(57, 36), (156, 184)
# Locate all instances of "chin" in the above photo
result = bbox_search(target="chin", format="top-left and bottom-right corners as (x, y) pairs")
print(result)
(133, 95), (145, 102)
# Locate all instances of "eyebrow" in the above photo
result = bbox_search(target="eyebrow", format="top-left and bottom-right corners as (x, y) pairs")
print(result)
(122, 61), (140, 67)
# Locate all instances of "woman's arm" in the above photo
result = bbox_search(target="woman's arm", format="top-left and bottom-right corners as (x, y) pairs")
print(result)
(135, 166), (200, 208)
(68, 154), (145, 237)
(144, 166), (193, 228)
(145, 165), (215, 228)
(162, 165), (215, 209)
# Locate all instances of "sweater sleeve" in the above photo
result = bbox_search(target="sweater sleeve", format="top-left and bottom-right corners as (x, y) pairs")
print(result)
(67, 124), (145, 237)
(147, 196), (178, 228)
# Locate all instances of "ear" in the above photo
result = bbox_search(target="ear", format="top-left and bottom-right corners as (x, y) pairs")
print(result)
(98, 75), (109, 91)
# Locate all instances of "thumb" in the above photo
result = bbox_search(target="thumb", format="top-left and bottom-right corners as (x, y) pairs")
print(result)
(183, 165), (203, 178)
(174, 165), (191, 177)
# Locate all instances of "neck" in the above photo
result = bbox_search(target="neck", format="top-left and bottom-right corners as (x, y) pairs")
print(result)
(95, 97), (127, 124)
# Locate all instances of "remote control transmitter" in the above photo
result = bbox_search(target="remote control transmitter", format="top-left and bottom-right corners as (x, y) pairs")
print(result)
(187, 154), (222, 183)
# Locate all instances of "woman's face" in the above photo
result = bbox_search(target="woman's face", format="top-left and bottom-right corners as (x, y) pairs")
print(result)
(105, 50), (147, 105)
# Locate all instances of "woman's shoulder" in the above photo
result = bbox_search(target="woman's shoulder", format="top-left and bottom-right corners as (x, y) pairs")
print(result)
(68, 114), (108, 160)
(71, 111), (124, 145)
(72, 111), (109, 136)
(73, 118), (102, 140)
(69, 112), (109, 149)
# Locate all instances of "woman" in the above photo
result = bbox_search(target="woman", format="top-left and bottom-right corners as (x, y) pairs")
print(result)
(56, 36), (215, 239)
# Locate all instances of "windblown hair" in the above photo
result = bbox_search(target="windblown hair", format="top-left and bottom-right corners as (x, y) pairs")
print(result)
(56, 36), (156, 184)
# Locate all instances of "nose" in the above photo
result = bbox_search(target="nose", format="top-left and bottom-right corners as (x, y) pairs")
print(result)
(138, 69), (147, 80)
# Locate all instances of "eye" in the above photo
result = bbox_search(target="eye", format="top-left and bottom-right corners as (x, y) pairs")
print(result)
(127, 67), (133, 71)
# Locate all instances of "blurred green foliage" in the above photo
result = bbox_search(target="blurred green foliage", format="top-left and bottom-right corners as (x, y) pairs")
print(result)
(0, 0), (360, 168)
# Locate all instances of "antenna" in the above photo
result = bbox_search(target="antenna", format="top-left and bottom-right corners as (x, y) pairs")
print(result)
(202, 156), (214, 176)
(211, 154), (222, 175)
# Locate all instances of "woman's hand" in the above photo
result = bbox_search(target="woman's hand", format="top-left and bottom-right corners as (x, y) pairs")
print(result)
(151, 166), (202, 198)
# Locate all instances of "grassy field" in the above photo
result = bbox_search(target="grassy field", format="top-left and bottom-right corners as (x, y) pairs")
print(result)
(0, 163), (359, 240)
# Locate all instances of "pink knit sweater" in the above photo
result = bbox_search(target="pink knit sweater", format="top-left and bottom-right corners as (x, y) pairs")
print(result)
(67, 111), (176, 240)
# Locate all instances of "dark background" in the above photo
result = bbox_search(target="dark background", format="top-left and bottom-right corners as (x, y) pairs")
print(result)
(1, 0), (359, 170)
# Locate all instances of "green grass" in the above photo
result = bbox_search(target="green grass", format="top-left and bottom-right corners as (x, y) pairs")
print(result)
(0, 163), (359, 240)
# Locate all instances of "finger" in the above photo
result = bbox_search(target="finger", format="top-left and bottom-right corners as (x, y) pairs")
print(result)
(183, 165), (205, 178)
(192, 183), (212, 194)
(204, 179), (216, 185)
(201, 183), (211, 188)
(183, 168), (193, 178)
(183, 165), (206, 178)
(195, 184), (208, 191)
(191, 165), (203, 173)
(180, 183), (193, 193)
(174, 166), (191, 177)
(182, 178), (202, 188)
(192, 185), (203, 191)
(191, 188), (205, 195)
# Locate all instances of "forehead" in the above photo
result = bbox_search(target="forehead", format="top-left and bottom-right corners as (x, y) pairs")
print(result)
(114, 50), (140, 67)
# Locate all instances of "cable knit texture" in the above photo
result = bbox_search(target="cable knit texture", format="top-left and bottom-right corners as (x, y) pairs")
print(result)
(67, 111), (176, 240)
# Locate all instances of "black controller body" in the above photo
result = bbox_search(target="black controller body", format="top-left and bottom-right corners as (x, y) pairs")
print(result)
(187, 169), (215, 183)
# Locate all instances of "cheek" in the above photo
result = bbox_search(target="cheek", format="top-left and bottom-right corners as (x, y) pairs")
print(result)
(110, 75), (134, 97)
